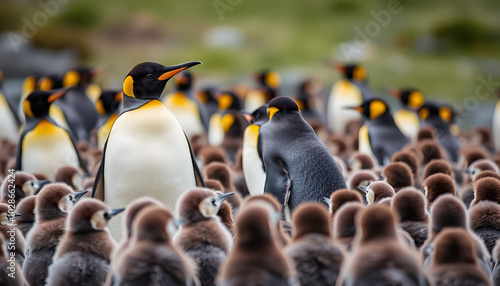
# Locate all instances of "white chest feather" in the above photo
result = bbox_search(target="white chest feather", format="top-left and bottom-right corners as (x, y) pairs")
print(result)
(242, 125), (266, 195)
(0, 95), (19, 142)
(21, 120), (79, 180)
(103, 101), (196, 211)
(327, 80), (363, 134)
(162, 93), (204, 138)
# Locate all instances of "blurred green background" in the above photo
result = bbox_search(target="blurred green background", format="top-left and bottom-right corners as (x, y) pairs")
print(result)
(1, 0), (500, 113)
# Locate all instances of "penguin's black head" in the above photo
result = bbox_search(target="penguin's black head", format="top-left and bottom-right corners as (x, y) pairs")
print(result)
(418, 102), (455, 124)
(267, 96), (299, 120)
(123, 61), (201, 100)
(196, 87), (217, 104)
(349, 98), (389, 120)
(22, 74), (42, 95)
(242, 105), (268, 125)
(96, 90), (122, 115)
(390, 88), (425, 109)
(63, 67), (99, 87)
(333, 63), (367, 82)
(23, 90), (65, 118)
(174, 71), (192, 91)
(38, 75), (63, 91)
(256, 70), (281, 90)
(218, 91), (242, 111)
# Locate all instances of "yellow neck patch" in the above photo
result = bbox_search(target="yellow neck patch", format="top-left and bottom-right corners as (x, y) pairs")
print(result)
(123, 76), (135, 98)
(369, 100), (386, 119)
(408, 91), (424, 108)
(245, 124), (260, 147)
(218, 94), (233, 110)
(295, 99), (304, 111)
(419, 108), (429, 120)
(23, 100), (35, 118)
(268, 107), (279, 120)
(95, 99), (106, 115)
(353, 67), (366, 81)
(170, 92), (188, 106)
(439, 107), (453, 123)
(63, 70), (80, 87)
(222, 114), (235, 133)
(23, 76), (36, 96)
(39, 77), (53, 91)
(265, 72), (281, 89)
(197, 91), (208, 104)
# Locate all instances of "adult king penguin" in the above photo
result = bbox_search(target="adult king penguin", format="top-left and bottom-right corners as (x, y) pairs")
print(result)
(260, 97), (346, 215)
(92, 61), (205, 240)
(16, 90), (87, 180)
(390, 88), (425, 140)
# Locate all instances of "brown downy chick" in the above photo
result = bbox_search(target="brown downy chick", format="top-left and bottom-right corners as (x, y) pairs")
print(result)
(113, 205), (199, 286)
(0, 203), (26, 265)
(285, 202), (343, 286)
(423, 173), (456, 208)
(360, 181), (395, 205)
(205, 179), (235, 236)
(0, 233), (25, 286)
(327, 189), (362, 220)
(422, 159), (453, 181)
(391, 189), (429, 248)
(23, 183), (87, 286)
(174, 188), (233, 286)
(218, 204), (297, 286)
(46, 198), (123, 286)
(383, 162), (414, 192)
(332, 202), (364, 252)
(469, 201), (500, 256)
(204, 162), (242, 210)
(471, 177), (500, 207)
(338, 205), (426, 286)
(1, 172), (50, 207)
(348, 153), (376, 172)
(418, 139), (444, 166)
(391, 151), (421, 189)
(14, 195), (36, 237)
(54, 166), (84, 190)
(345, 170), (378, 203)
(427, 228), (492, 286)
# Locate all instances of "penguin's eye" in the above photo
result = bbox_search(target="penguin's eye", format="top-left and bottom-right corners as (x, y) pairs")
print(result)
(211, 199), (217, 206)
(103, 212), (111, 220)
(146, 74), (154, 79)
(69, 195), (74, 202)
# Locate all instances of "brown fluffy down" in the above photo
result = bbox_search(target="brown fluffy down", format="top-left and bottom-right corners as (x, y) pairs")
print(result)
(422, 159), (453, 180)
(392, 189), (428, 223)
(329, 189), (362, 217)
(471, 177), (500, 206)
(423, 173), (456, 205)
(469, 201), (500, 231)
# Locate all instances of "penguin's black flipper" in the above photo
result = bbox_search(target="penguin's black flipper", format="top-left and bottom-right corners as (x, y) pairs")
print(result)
(263, 155), (291, 208)
(15, 120), (38, 171)
(92, 140), (106, 201)
(185, 133), (205, 187)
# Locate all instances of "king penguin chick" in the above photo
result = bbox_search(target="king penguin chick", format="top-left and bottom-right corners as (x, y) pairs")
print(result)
(174, 188), (233, 286)
(360, 181), (395, 205)
(23, 183), (87, 286)
(218, 204), (298, 286)
(92, 61), (204, 241)
(326, 63), (371, 135)
(423, 173), (456, 209)
(260, 96), (346, 214)
(391, 151), (421, 189)
(391, 189), (429, 248)
(421, 194), (491, 276)
(0, 70), (21, 143)
(106, 196), (163, 285)
(471, 177), (500, 207)
(204, 179), (235, 236)
(469, 200), (500, 256)
(382, 162), (414, 192)
(16, 90), (87, 180)
(332, 202), (365, 252)
(338, 205), (426, 286)
(112, 205), (199, 286)
(54, 166), (84, 191)
(0, 203), (26, 265)
(203, 162), (242, 211)
(0, 233), (25, 286)
(244, 194), (292, 247)
(422, 159), (453, 181)
(327, 189), (362, 220)
(1, 171), (50, 207)
(427, 228), (492, 286)
(46, 198), (123, 286)
(418, 139), (445, 166)
(94, 89), (122, 149)
(345, 169), (378, 202)
(390, 88), (425, 140)
(162, 71), (208, 139)
(241, 105), (268, 196)
(284, 202), (344, 286)
(348, 98), (410, 165)
(419, 102), (460, 162)
(14, 195), (36, 237)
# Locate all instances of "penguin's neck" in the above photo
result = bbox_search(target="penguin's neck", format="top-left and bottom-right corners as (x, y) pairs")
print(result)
(122, 96), (160, 113)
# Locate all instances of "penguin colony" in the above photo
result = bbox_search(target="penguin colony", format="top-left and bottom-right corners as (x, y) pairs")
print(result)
(0, 61), (499, 286)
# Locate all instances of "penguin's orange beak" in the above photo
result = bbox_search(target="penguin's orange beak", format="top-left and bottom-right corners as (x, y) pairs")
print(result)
(345, 106), (363, 113)
(158, 61), (201, 81)
(388, 88), (401, 99)
(48, 90), (65, 103)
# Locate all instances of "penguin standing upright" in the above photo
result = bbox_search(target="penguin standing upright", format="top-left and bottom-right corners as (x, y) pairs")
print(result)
(241, 105), (268, 196)
(327, 63), (373, 135)
(54, 67), (100, 141)
(92, 61), (205, 241)
(244, 70), (280, 112)
(15, 90), (87, 180)
(0, 69), (20, 142)
(418, 102), (460, 162)
(259, 97), (346, 214)
(94, 90), (122, 149)
(46, 198), (123, 286)
(294, 79), (325, 124)
(162, 71), (208, 139)
(390, 88), (425, 140)
(348, 98), (410, 165)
